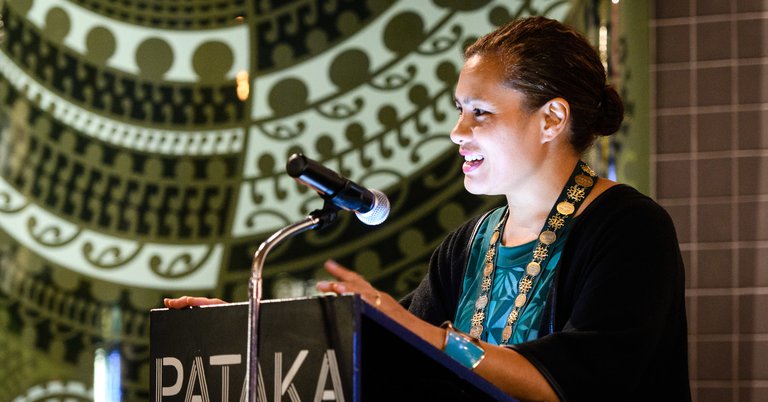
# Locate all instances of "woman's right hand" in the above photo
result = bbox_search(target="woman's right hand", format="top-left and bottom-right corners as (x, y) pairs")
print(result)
(163, 296), (226, 309)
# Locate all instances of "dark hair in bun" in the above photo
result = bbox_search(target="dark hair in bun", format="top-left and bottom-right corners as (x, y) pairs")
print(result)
(465, 16), (624, 153)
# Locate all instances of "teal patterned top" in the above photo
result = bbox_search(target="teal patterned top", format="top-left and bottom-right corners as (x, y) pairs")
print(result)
(454, 207), (573, 345)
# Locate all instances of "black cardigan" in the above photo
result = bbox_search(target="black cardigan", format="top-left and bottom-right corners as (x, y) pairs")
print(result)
(401, 185), (691, 401)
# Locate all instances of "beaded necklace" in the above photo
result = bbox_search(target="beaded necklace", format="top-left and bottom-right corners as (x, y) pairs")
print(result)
(468, 161), (598, 344)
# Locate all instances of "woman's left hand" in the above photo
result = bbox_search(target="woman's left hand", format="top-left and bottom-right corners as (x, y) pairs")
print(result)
(163, 296), (226, 309)
(316, 260), (395, 312)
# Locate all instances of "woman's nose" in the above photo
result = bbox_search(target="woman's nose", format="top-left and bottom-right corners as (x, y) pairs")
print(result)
(450, 116), (469, 145)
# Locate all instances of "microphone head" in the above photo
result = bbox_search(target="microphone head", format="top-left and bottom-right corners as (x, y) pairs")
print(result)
(355, 189), (389, 225)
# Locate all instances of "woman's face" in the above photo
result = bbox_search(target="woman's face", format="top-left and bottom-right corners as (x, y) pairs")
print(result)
(450, 54), (547, 197)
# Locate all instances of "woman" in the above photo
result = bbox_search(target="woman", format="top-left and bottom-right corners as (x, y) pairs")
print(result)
(167, 17), (691, 401)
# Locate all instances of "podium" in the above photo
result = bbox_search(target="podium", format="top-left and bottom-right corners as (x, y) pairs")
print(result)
(150, 295), (516, 402)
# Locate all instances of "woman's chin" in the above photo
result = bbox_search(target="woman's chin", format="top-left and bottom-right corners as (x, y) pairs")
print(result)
(463, 178), (487, 195)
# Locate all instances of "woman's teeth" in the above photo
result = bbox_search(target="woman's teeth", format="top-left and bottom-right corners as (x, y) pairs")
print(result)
(462, 154), (484, 173)
(464, 154), (484, 162)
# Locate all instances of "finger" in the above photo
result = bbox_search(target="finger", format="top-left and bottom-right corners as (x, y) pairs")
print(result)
(316, 281), (334, 293)
(164, 296), (225, 309)
(166, 296), (192, 308)
(188, 297), (225, 306)
(164, 296), (191, 309)
(324, 260), (360, 282)
(316, 281), (347, 294)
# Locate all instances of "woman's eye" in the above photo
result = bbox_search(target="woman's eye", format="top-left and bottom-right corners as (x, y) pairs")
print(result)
(473, 108), (487, 117)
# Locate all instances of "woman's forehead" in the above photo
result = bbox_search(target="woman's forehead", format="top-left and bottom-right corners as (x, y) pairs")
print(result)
(455, 56), (518, 100)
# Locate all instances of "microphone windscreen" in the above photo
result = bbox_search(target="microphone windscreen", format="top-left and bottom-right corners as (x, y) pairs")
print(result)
(355, 189), (389, 225)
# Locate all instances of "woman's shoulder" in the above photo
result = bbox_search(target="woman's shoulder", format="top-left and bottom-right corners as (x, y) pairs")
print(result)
(576, 182), (677, 234)
(585, 182), (665, 213)
(564, 182), (684, 279)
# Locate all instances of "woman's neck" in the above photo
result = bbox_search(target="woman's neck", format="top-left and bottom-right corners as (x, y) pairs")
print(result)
(501, 155), (579, 247)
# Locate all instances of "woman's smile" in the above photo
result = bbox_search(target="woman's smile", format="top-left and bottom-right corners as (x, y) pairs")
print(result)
(461, 150), (485, 173)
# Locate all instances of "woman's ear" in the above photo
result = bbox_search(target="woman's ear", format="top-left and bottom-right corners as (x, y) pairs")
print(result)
(540, 97), (570, 143)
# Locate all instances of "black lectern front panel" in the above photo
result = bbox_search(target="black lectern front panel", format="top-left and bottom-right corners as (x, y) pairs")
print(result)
(150, 295), (514, 402)
(150, 297), (357, 402)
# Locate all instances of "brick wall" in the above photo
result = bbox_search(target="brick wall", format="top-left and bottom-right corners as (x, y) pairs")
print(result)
(652, 0), (768, 400)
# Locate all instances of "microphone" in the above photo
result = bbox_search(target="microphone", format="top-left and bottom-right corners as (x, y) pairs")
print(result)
(286, 153), (390, 225)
